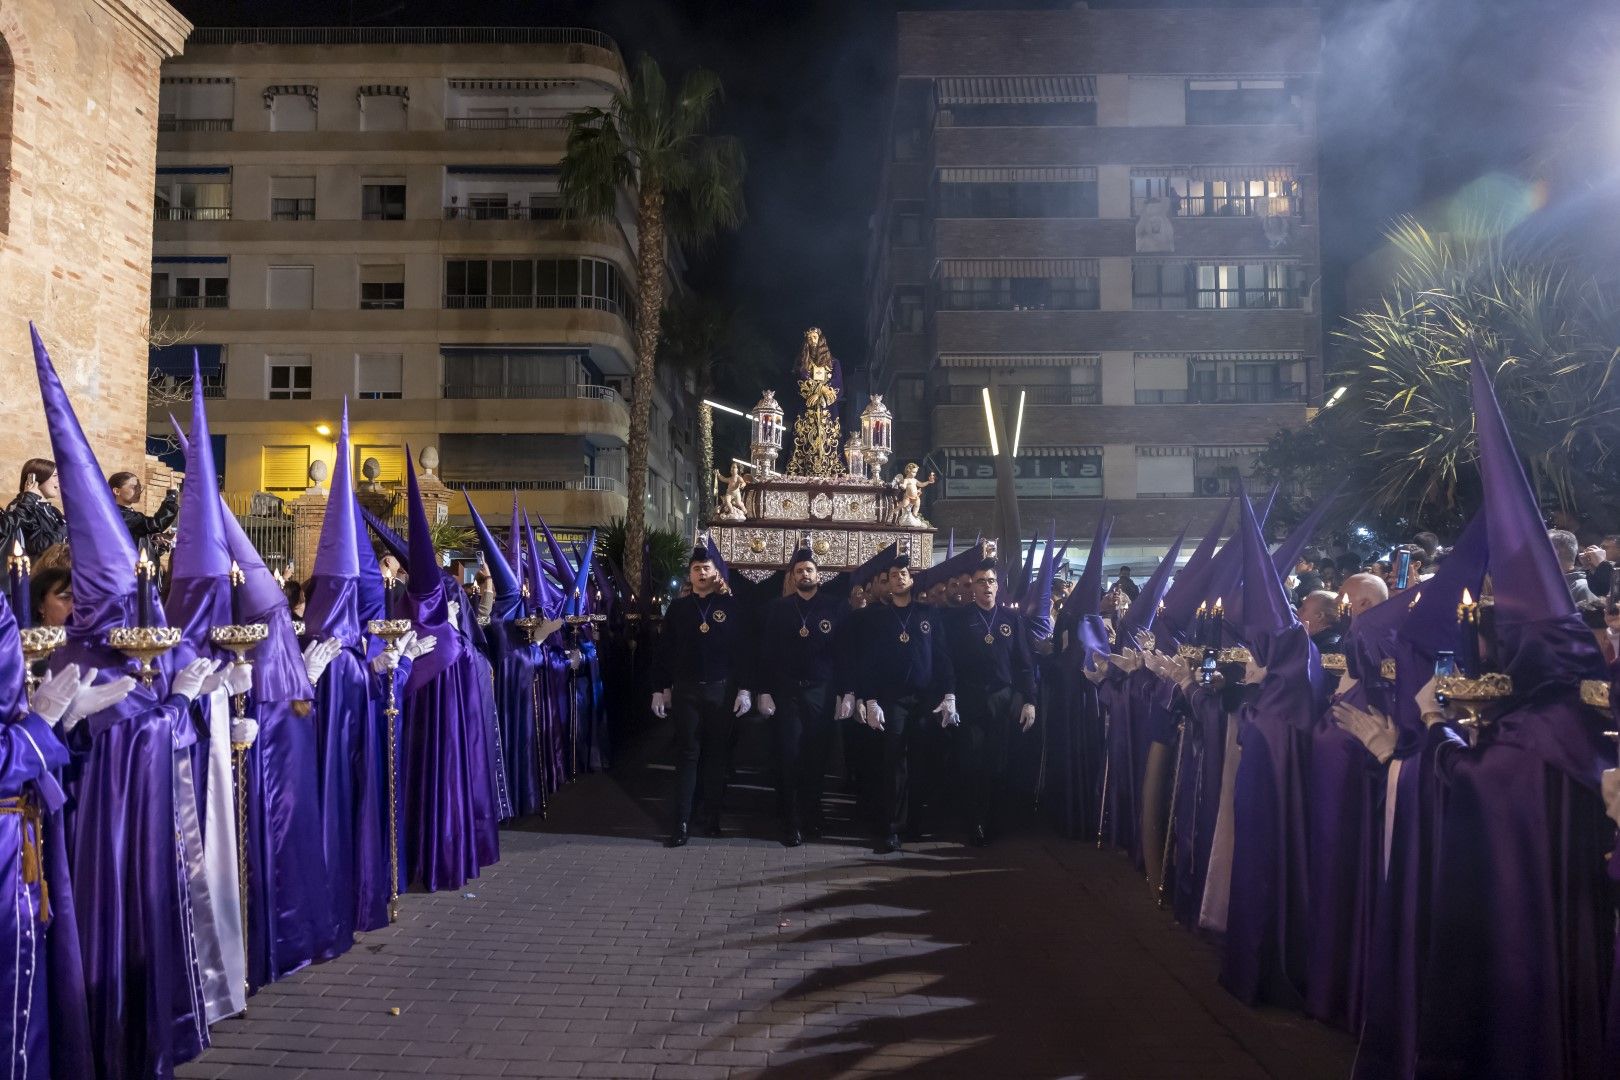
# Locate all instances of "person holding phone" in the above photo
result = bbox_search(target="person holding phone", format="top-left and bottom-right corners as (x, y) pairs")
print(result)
(108, 469), (179, 549)
(1547, 529), (1595, 603)
(4, 457), (67, 557)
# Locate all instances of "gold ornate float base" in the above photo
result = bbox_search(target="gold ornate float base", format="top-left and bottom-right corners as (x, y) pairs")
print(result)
(709, 476), (933, 582)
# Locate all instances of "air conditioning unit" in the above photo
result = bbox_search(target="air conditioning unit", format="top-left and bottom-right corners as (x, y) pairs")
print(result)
(1197, 476), (1225, 496)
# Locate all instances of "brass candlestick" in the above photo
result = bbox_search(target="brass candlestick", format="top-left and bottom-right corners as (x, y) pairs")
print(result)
(107, 625), (182, 686)
(368, 617), (413, 921)
(1435, 671), (1513, 728)
(19, 626), (65, 701)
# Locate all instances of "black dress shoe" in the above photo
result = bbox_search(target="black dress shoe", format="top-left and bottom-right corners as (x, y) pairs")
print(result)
(969, 824), (989, 847)
(783, 828), (804, 848)
(701, 818), (723, 838)
(665, 824), (690, 848)
(878, 832), (902, 854)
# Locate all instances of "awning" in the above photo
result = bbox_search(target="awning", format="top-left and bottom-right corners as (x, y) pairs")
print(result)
(936, 75), (1096, 105)
(939, 353), (1098, 368)
(936, 258), (1099, 279)
(446, 165), (559, 177)
(1137, 350), (1301, 363)
(156, 165), (231, 175)
(262, 84), (318, 108)
(938, 166), (1097, 184)
(1194, 445), (1268, 459)
(448, 78), (578, 92)
(161, 76), (231, 85)
(358, 84), (409, 104)
(939, 446), (1101, 459)
(149, 343), (223, 378)
(152, 255), (228, 265)
(1129, 164), (1297, 183)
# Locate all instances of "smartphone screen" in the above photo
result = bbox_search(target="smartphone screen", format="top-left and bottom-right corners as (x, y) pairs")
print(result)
(1199, 652), (1219, 685)
(1394, 549), (1413, 590)
(1433, 650), (1455, 705)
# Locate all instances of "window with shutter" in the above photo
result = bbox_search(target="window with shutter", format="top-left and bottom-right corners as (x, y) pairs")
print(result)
(262, 445), (310, 493)
(359, 264), (405, 310)
(355, 445), (405, 485)
(267, 355), (312, 400)
(1133, 354), (1190, 403)
(269, 176), (315, 220)
(267, 266), (314, 309)
(1136, 454), (1195, 497)
(357, 352), (403, 399)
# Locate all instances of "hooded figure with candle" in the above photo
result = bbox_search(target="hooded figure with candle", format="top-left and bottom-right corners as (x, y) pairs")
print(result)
(31, 325), (221, 1078)
(526, 511), (572, 795)
(1052, 513), (1114, 840)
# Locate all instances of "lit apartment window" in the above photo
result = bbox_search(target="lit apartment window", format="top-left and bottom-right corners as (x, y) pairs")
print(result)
(1185, 79), (1300, 126)
(362, 182), (406, 220)
(270, 176), (315, 221)
(267, 356), (312, 400)
(1130, 167), (1300, 217)
(1188, 353), (1303, 403)
(267, 265), (315, 310)
(357, 352), (403, 399)
(154, 168), (231, 220)
(261, 445), (310, 493)
(443, 257), (629, 318)
(937, 168), (1099, 218)
(158, 77), (234, 132)
(1194, 261), (1305, 310)
(359, 264), (405, 310)
(264, 84), (317, 132)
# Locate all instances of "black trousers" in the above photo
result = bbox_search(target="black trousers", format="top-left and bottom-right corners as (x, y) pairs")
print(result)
(955, 685), (1020, 830)
(670, 679), (735, 826)
(774, 680), (835, 828)
(873, 693), (944, 835)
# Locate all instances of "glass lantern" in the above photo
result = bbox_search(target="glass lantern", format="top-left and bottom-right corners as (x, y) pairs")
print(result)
(750, 390), (785, 474)
(860, 395), (893, 482)
(843, 430), (866, 478)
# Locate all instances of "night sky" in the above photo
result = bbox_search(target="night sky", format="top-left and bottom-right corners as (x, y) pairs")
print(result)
(175, 0), (1620, 383)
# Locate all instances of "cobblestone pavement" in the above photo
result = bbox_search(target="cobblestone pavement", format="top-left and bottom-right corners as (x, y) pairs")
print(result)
(179, 724), (1356, 1079)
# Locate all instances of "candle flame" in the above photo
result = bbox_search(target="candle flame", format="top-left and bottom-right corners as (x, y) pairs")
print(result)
(1460, 588), (1473, 606)
(229, 559), (243, 584)
(1195, 602), (1207, 615)
(10, 537), (21, 558)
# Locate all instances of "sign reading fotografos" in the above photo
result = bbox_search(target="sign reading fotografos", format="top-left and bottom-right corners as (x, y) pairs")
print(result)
(945, 453), (1103, 499)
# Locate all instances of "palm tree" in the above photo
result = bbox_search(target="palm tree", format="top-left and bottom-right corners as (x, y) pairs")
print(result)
(1274, 217), (1620, 532)
(560, 54), (746, 587)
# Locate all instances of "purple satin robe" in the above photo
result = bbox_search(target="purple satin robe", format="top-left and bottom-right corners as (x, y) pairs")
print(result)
(311, 650), (371, 947)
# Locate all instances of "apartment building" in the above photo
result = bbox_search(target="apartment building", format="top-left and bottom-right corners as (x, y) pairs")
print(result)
(149, 26), (697, 536)
(865, 7), (1322, 550)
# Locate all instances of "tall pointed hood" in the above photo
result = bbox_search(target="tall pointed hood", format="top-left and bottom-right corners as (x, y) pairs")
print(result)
(567, 530), (597, 617)
(1024, 524), (1066, 631)
(536, 516), (575, 588)
(304, 400), (362, 645)
(218, 495), (313, 702)
(1119, 525), (1186, 643)
(401, 448), (462, 685)
(165, 354), (235, 669)
(1073, 510), (1114, 618)
(507, 494), (526, 604)
(1160, 497), (1234, 643)
(705, 534), (730, 586)
(31, 324), (143, 641)
(522, 509), (563, 620)
(1271, 481), (1345, 577)
(946, 528), (956, 560)
(353, 496), (387, 627)
(1470, 352), (1606, 744)
(360, 504), (408, 566)
(465, 491), (520, 620)
(1236, 482), (1298, 661)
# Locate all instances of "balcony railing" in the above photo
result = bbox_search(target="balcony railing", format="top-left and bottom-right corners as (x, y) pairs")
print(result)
(156, 206), (231, 221)
(189, 26), (618, 49)
(158, 118), (233, 132)
(450, 476), (626, 495)
(443, 293), (626, 318)
(445, 115), (570, 131)
(440, 382), (624, 404)
(936, 384), (1101, 406)
(443, 204), (565, 221)
(153, 295), (229, 309)
(1135, 383), (1303, 405)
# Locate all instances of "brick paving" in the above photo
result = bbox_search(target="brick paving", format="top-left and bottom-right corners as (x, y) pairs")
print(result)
(179, 723), (1356, 1079)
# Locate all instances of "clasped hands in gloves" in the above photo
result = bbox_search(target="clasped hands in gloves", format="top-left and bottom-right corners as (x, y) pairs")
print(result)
(201, 659), (254, 698)
(302, 637), (343, 687)
(1083, 652), (1110, 685)
(33, 663), (139, 734)
(370, 630), (436, 674)
(1331, 700), (1398, 764)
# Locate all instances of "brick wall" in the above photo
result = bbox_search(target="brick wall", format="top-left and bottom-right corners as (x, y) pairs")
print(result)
(0, 0), (189, 493)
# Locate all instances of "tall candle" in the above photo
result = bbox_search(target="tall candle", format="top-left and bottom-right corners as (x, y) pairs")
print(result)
(7, 538), (29, 630)
(229, 559), (244, 626)
(1456, 588), (1479, 677)
(1209, 598), (1224, 649)
(136, 548), (154, 628)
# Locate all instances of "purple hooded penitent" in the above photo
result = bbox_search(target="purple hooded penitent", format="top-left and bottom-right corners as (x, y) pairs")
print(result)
(1410, 354), (1612, 1080)
(165, 353), (233, 669)
(397, 451), (497, 888)
(1219, 487), (1314, 1011)
(1159, 498), (1234, 646)
(33, 323), (209, 1075)
(1270, 481), (1344, 578)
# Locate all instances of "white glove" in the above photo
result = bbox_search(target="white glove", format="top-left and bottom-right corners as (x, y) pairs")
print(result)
(171, 658), (223, 706)
(651, 690), (669, 719)
(229, 715), (260, 746)
(864, 700), (885, 731)
(371, 649), (400, 675)
(1083, 652), (1110, 685)
(223, 660), (254, 697)
(1415, 675), (1446, 725)
(447, 599), (461, 626)
(1332, 701), (1398, 764)
(403, 633), (436, 661)
(757, 693), (776, 718)
(568, 648), (583, 671)
(31, 663), (85, 725)
(1109, 648), (1142, 674)
(1243, 658), (1268, 685)
(836, 693), (856, 721)
(64, 673), (138, 735)
(1601, 768), (1620, 827)
(733, 690), (752, 717)
(933, 693), (959, 728)
(1165, 655), (1196, 693)
(302, 638), (343, 687)
(1019, 703), (1036, 732)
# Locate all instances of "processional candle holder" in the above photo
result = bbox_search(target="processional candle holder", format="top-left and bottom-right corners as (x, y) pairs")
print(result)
(367, 617), (415, 921)
(860, 396), (893, 482)
(107, 625), (182, 687)
(1319, 653), (1348, 675)
(208, 618), (267, 1004)
(750, 390), (785, 475)
(19, 626), (65, 702)
(1434, 671), (1513, 729)
(1579, 681), (1620, 743)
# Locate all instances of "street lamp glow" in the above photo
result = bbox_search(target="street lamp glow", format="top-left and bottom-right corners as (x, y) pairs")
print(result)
(1323, 386), (1347, 409)
(981, 387), (999, 457)
(315, 423), (332, 437)
(1011, 389), (1026, 459)
(702, 398), (755, 421)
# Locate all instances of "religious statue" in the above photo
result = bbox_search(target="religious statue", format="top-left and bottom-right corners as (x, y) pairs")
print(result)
(891, 462), (936, 526)
(787, 327), (846, 478)
(1135, 196), (1175, 254)
(714, 462), (749, 521)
